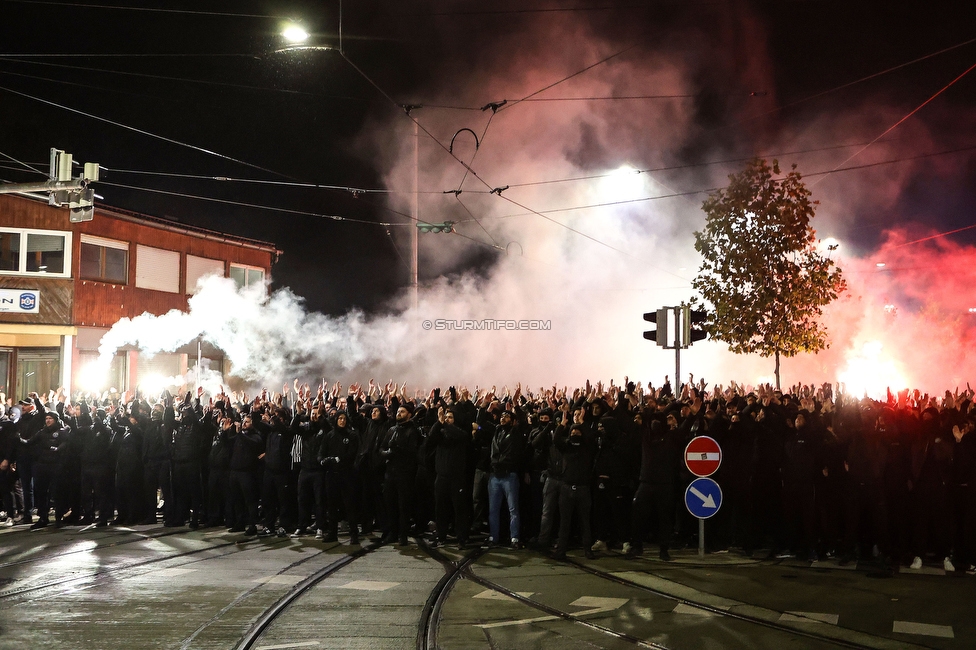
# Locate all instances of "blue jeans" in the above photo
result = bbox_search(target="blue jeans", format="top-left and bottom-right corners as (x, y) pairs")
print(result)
(488, 472), (520, 542)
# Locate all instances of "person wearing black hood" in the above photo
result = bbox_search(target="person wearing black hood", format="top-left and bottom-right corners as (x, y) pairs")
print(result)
(908, 406), (954, 571)
(530, 405), (563, 551)
(0, 410), (16, 525)
(170, 393), (205, 528)
(357, 403), (389, 536)
(379, 405), (420, 545)
(206, 415), (234, 528)
(427, 406), (471, 548)
(590, 411), (634, 554)
(779, 409), (824, 561)
(840, 401), (890, 565)
(628, 407), (681, 561)
(949, 415), (976, 573)
(551, 409), (598, 561)
(20, 410), (69, 529)
(318, 411), (361, 543)
(142, 400), (173, 526)
(78, 405), (114, 526)
(110, 406), (146, 526)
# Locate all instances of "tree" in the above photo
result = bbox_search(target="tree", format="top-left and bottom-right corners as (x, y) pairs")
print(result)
(692, 158), (846, 388)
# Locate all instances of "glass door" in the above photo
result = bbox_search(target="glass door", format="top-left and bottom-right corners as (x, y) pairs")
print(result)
(16, 348), (60, 398)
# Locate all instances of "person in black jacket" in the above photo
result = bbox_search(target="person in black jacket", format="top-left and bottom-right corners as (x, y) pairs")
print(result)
(379, 405), (420, 545)
(78, 407), (114, 527)
(111, 408), (145, 526)
(293, 403), (329, 537)
(909, 407), (954, 570)
(487, 407), (526, 548)
(205, 415), (234, 528)
(318, 411), (361, 543)
(950, 416), (976, 572)
(530, 406), (562, 551)
(0, 412), (16, 525)
(357, 404), (389, 536)
(260, 408), (296, 537)
(226, 414), (265, 536)
(20, 410), (69, 529)
(628, 409), (680, 561)
(427, 406), (471, 548)
(171, 396), (205, 528)
(779, 409), (823, 561)
(15, 393), (46, 525)
(142, 403), (173, 526)
(551, 412), (598, 561)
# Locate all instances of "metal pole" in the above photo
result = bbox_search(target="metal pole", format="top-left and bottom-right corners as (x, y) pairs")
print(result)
(197, 340), (202, 390)
(699, 518), (705, 557)
(674, 306), (681, 393)
(410, 120), (419, 311)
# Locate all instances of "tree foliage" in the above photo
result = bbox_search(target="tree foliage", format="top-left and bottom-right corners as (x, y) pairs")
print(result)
(693, 158), (846, 375)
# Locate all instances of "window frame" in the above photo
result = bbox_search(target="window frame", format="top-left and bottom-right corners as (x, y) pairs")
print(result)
(79, 234), (129, 284)
(0, 228), (72, 278)
(229, 263), (266, 289)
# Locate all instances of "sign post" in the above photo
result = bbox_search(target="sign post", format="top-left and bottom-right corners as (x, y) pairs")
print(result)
(684, 436), (722, 557)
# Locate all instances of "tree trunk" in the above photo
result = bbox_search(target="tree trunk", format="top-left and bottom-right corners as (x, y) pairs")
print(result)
(774, 349), (781, 390)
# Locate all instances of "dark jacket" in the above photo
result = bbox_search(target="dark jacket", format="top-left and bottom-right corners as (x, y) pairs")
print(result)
(427, 420), (469, 476)
(380, 420), (420, 480)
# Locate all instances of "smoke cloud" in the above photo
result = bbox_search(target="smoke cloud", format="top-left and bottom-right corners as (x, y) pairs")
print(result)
(94, 4), (975, 396)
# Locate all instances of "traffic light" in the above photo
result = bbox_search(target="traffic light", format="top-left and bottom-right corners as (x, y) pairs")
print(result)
(643, 308), (669, 347)
(682, 306), (708, 346)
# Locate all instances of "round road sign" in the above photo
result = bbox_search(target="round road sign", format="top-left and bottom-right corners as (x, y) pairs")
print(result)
(685, 435), (722, 477)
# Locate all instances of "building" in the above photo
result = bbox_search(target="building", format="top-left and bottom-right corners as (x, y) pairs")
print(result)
(0, 193), (279, 398)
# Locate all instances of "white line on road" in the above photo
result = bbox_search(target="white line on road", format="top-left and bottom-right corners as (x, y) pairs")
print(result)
(254, 642), (320, 650)
(779, 612), (839, 625)
(893, 621), (954, 638)
(334, 580), (400, 591)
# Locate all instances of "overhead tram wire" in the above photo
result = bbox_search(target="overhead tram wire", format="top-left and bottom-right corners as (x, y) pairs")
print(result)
(0, 148), (46, 176)
(451, 110), (501, 246)
(0, 58), (369, 100)
(0, 84), (300, 181)
(0, 0), (284, 17)
(811, 59), (976, 187)
(335, 51), (675, 275)
(99, 180), (408, 228)
(452, 143), (976, 223)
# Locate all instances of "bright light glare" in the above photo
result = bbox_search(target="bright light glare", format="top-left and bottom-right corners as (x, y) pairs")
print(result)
(837, 340), (907, 399)
(78, 363), (107, 392)
(876, 262), (886, 268)
(282, 24), (309, 43)
(820, 237), (840, 251)
(139, 373), (174, 395)
(598, 165), (645, 201)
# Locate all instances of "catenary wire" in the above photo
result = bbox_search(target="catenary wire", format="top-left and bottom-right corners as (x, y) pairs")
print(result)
(0, 148), (46, 176)
(0, 0), (283, 17)
(0, 83), (298, 180)
(810, 60), (976, 187)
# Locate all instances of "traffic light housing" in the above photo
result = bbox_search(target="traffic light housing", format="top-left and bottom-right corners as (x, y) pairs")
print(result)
(643, 308), (669, 347)
(682, 306), (708, 346)
(417, 221), (455, 233)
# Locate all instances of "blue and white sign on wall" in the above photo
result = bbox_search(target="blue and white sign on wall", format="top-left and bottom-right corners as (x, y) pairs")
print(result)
(0, 289), (39, 313)
(685, 477), (722, 519)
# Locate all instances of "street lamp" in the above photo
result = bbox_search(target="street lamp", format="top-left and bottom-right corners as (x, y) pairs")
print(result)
(281, 24), (309, 44)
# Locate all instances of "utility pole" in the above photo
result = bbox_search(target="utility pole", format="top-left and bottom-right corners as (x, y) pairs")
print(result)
(0, 149), (99, 221)
(410, 120), (419, 311)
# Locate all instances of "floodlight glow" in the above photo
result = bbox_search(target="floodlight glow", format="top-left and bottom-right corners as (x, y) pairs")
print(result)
(876, 262), (886, 268)
(138, 373), (173, 395)
(282, 24), (309, 43)
(599, 165), (645, 201)
(78, 363), (107, 392)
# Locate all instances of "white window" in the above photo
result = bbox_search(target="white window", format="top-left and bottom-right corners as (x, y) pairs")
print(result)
(186, 255), (224, 294)
(230, 264), (265, 290)
(0, 228), (71, 277)
(135, 245), (180, 293)
(80, 234), (128, 283)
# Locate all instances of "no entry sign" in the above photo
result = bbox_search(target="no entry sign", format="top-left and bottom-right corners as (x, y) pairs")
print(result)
(685, 435), (721, 477)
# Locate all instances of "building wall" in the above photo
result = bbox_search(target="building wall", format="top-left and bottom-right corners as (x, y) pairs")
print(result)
(0, 194), (277, 397)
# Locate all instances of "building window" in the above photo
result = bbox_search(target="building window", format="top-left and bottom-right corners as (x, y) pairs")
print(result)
(230, 264), (265, 289)
(80, 235), (128, 283)
(135, 244), (180, 293)
(186, 255), (224, 294)
(0, 229), (71, 277)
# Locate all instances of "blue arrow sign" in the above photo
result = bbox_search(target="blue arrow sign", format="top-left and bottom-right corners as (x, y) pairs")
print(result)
(685, 477), (722, 519)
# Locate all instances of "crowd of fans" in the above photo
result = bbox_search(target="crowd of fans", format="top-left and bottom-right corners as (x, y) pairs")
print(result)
(1, 377), (974, 574)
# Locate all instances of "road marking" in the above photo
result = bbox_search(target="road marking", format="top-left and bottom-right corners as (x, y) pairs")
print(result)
(334, 580), (400, 591)
(155, 568), (196, 577)
(779, 612), (839, 625)
(613, 572), (735, 610)
(810, 560), (857, 571)
(672, 603), (716, 617)
(475, 596), (627, 628)
(893, 621), (954, 638)
(473, 589), (534, 600)
(254, 575), (304, 586)
(254, 642), (320, 650)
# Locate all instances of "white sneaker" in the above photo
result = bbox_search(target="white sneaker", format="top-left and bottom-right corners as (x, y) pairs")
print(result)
(2, 517), (12, 528)
(944, 557), (955, 572)
(621, 542), (632, 555)
(910, 556), (923, 570)
(591, 540), (607, 552)
(314, 529), (324, 540)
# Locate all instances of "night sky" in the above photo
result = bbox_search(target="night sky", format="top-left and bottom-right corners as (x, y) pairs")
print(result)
(1, 1), (974, 328)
